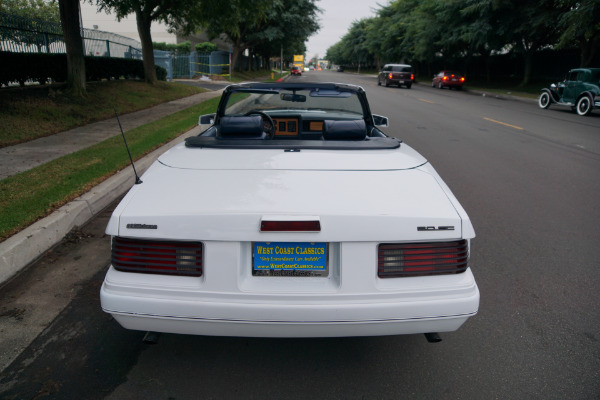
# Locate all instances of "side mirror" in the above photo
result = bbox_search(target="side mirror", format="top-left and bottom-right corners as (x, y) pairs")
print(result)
(199, 113), (215, 125)
(373, 114), (389, 127)
(199, 113), (216, 133)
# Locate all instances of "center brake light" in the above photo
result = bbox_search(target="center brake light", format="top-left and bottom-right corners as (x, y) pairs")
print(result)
(112, 237), (203, 276)
(378, 240), (469, 278)
(261, 220), (321, 232)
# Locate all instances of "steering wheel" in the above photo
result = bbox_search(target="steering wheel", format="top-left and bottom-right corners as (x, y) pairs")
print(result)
(244, 111), (275, 138)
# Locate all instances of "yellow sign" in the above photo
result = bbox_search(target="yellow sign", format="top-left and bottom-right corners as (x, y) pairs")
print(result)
(293, 55), (304, 62)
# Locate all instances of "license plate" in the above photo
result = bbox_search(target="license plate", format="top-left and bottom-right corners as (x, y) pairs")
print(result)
(252, 242), (328, 277)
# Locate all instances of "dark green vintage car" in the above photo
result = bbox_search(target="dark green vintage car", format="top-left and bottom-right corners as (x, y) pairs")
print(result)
(538, 68), (600, 116)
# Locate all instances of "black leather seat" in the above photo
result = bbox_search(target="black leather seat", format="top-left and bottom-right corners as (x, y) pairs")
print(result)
(219, 116), (266, 139)
(323, 120), (367, 140)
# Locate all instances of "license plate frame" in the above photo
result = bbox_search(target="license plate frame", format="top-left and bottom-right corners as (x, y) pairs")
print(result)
(252, 242), (328, 277)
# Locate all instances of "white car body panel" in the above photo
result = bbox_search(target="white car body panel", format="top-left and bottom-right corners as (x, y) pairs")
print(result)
(106, 143), (472, 242)
(101, 82), (479, 338)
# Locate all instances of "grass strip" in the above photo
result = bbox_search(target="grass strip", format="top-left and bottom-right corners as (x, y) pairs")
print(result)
(0, 80), (206, 147)
(0, 96), (220, 241)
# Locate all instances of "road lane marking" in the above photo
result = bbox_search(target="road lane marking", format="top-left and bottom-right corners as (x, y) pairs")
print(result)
(419, 98), (435, 104)
(483, 117), (524, 130)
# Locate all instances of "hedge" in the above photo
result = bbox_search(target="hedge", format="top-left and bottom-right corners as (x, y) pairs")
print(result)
(0, 52), (167, 86)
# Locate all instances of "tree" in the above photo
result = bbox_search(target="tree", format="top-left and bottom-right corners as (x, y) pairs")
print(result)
(195, 0), (278, 71)
(249, 0), (320, 70)
(58, 0), (86, 96)
(94, 0), (219, 84)
(0, 0), (60, 20)
(556, 0), (600, 67)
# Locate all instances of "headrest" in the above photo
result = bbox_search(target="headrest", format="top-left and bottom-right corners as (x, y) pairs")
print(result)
(219, 115), (265, 138)
(323, 119), (367, 140)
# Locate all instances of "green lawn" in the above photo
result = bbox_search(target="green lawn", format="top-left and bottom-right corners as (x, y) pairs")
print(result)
(0, 80), (206, 147)
(0, 96), (220, 240)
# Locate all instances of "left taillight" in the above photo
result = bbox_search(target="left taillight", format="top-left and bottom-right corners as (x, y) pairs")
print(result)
(378, 240), (469, 278)
(112, 237), (203, 276)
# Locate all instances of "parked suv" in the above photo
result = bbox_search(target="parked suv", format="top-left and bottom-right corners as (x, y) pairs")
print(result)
(538, 68), (600, 116)
(378, 64), (414, 88)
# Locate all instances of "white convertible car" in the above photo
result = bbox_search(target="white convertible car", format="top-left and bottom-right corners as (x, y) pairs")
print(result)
(100, 82), (479, 341)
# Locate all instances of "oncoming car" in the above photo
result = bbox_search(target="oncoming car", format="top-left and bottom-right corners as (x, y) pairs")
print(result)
(100, 82), (479, 341)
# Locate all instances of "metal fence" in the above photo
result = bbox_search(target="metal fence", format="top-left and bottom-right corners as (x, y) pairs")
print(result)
(0, 12), (143, 58)
(0, 12), (232, 81)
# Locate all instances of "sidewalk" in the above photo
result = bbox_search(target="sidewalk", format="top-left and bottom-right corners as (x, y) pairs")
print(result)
(0, 90), (224, 180)
(0, 88), (224, 285)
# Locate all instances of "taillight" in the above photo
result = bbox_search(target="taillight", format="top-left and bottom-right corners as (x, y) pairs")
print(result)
(388, 73), (393, 79)
(378, 240), (469, 278)
(410, 74), (414, 80)
(112, 237), (203, 276)
(460, 77), (465, 82)
(443, 76), (448, 81)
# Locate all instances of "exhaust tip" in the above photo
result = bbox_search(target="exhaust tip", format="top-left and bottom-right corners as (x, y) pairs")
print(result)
(424, 332), (442, 343)
(143, 331), (161, 344)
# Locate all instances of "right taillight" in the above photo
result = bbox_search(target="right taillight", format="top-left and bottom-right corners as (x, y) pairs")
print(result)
(378, 240), (469, 278)
(112, 237), (203, 276)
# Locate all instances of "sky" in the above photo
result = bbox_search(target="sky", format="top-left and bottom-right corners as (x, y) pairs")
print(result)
(305, 0), (384, 60)
(80, 0), (385, 58)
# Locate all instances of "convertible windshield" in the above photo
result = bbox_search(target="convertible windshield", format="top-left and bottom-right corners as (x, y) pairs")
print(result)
(224, 88), (365, 118)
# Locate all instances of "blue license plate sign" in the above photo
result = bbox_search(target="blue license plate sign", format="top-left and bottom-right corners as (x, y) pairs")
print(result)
(253, 242), (328, 277)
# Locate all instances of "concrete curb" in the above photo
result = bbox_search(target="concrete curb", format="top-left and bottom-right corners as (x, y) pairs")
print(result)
(0, 125), (203, 286)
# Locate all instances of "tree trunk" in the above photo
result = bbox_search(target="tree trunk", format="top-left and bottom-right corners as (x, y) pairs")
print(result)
(231, 45), (242, 72)
(520, 51), (533, 87)
(58, 0), (86, 97)
(135, 9), (157, 85)
(580, 36), (597, 68)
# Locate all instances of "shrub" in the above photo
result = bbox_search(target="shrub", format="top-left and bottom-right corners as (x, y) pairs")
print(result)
(0, 52), (158, 86)
(195, 42), (218, 54)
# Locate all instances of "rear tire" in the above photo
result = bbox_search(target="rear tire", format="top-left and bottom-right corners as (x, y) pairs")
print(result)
(576, 95), (593, 116)
(406, 83), (412, 89)
(438, 82), (443, 89)
(538, 92), (551, 109)
(385, 79), (390, 87)
(378, 77), (381, 86)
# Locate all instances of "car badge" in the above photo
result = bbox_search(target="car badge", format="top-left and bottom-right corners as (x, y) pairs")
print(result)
(126, 224), (158, 229)
(417, 226), (455, 231)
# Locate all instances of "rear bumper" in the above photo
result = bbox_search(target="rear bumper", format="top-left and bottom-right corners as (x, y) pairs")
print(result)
(438, 81), (463, 87)
(101, 267), (479, 338)
(390, 79), (412, 85)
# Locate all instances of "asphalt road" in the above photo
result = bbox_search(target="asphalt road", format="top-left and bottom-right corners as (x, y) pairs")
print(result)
(1, 71), (599, 399)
